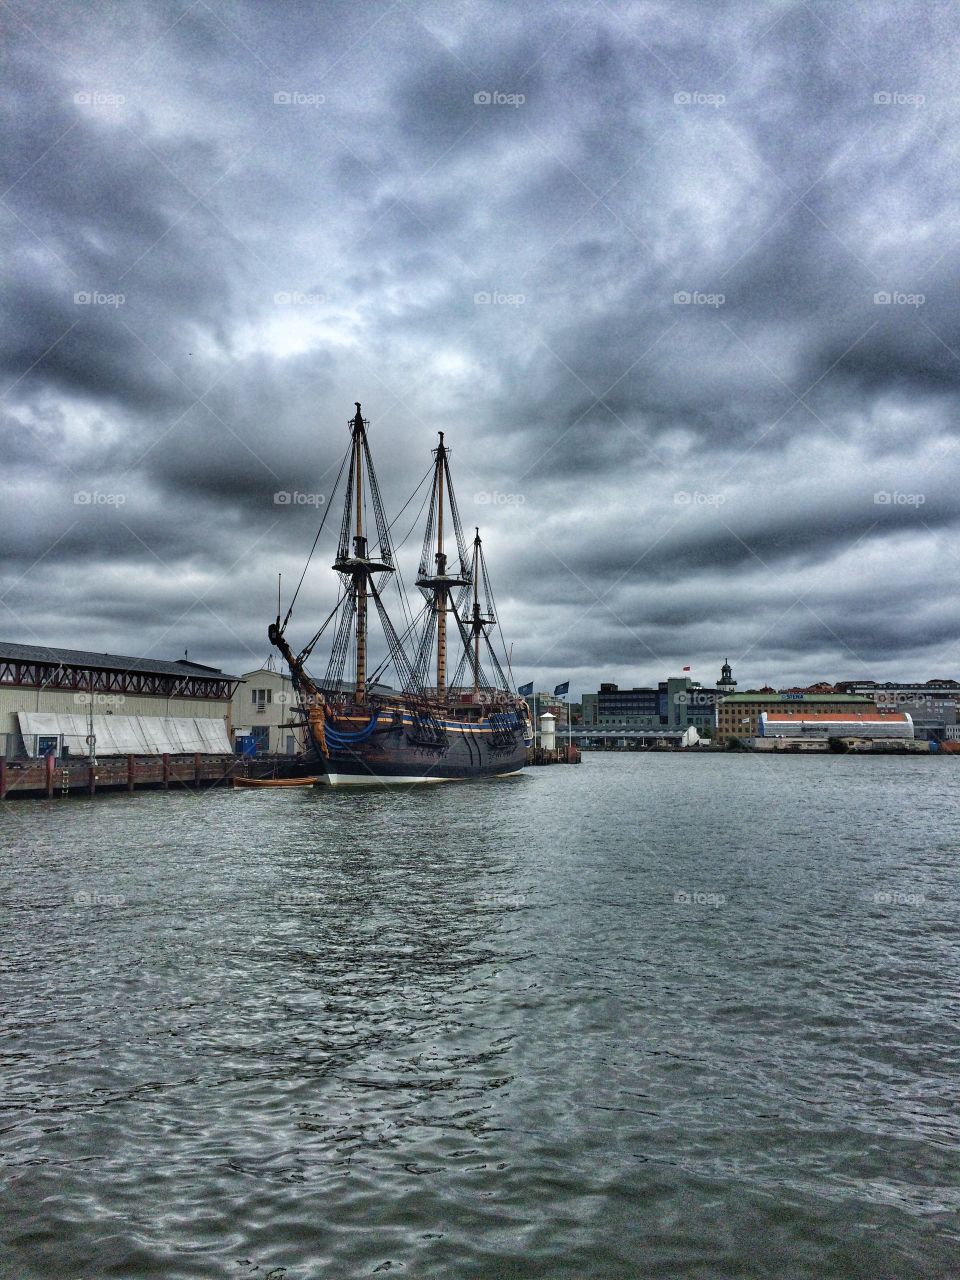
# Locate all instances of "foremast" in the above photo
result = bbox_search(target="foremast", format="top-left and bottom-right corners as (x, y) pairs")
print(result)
(333, 403), (395, 702)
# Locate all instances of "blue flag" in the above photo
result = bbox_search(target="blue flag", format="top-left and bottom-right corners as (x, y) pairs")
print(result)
(518, 681), (533, 696)
(554, 681), (569, 697)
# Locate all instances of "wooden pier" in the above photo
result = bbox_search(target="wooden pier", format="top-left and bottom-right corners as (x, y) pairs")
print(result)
(0, 753), (258, 799)
(527, 744), (581, 766)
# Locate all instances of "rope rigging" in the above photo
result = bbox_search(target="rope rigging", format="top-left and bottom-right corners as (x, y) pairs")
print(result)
(273, 404), (519, 715)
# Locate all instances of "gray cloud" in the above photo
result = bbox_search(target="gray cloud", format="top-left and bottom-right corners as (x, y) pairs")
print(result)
(2, 0), (959, 693)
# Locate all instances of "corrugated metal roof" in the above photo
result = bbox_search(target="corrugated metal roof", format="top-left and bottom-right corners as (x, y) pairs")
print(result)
(0, 640), (236, 680)
(764, 712), (908, 723)
(718, 692), (874, 703)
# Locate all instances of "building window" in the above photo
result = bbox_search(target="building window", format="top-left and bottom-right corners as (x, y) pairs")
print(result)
(251, 688), (272, 705)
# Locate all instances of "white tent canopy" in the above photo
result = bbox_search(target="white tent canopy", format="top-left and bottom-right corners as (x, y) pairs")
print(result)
(18, 712), (231, 757)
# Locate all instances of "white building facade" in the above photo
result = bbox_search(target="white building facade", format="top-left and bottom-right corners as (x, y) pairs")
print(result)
(231, 668), (304, 755)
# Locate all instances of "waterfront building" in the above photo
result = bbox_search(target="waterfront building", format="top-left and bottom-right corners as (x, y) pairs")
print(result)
(758, 711), (914, 740)
(715, 691), (876, 743)
(585, 677), (717, 733)
(231, 667), (303, 755)
(0, 640), (238, 758)
(660, 677), (717, 733)
(596, 683), (660, 728)
(833, 679), (960, 740)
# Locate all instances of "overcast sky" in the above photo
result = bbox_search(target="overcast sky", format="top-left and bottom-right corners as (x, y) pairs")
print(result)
(2, 0), (959, 695)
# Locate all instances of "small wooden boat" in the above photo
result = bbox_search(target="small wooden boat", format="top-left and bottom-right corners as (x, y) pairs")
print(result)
(233, 776), (321, 788)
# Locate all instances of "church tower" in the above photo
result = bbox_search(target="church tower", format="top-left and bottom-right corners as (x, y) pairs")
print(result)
(717, 659), (736, 694)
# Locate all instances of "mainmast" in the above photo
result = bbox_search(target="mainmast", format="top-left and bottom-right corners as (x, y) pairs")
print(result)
(416, 432), (468, 699)
(469, 528), (489, 695)
(333, 403), (394, 701)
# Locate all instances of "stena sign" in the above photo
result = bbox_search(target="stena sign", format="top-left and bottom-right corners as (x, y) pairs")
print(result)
(782, 693), (805, 700)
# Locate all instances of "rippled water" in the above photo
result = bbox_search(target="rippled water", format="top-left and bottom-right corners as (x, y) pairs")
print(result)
(1, 753), (959, 1279)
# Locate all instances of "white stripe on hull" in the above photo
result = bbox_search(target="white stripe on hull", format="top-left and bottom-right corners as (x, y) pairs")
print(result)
(321, 773), (457, 786)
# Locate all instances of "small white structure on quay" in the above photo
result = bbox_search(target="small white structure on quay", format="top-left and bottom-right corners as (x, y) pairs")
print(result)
(539, 711), (556, 750)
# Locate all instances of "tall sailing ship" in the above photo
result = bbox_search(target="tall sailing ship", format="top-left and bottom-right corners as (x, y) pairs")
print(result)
(268, 403), (532, 784)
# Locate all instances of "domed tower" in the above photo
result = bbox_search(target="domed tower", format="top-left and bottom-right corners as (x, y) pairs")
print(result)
(717, 659), (736, 694)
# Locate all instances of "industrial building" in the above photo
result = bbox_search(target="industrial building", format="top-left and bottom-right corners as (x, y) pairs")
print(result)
(231, 666), (303, 755)
(586, 664), (732, 734)
(715, 692), (877, 743)
(834, 679), (959, 740)
(595, 683), (660, 727)
(758, 711), (913, 740)
(0, 641), (238, 758)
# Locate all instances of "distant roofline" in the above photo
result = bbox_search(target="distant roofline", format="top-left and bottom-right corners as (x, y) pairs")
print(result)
(763, 711), (910, 722)
(720, 692), (875, 702)
(0, 640), (239, 681)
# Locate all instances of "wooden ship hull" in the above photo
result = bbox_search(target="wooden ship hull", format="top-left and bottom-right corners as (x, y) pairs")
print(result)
(302, 706), (530, 784)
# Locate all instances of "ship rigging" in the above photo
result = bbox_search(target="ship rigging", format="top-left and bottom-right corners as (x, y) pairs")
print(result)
(268, 402), (531, 784)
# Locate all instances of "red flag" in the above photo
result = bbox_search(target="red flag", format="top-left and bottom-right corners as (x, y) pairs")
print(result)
(682, 665), (691, 671)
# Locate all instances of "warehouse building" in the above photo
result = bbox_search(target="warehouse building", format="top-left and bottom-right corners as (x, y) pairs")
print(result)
(758, 711), (914, 740)
(231, 666), (302, 755)
(715, 691), (876, 743)
(0, 641), (238, 758)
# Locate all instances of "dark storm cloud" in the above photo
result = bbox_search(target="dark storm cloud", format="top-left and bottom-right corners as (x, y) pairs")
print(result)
(2, 0), (960, 690)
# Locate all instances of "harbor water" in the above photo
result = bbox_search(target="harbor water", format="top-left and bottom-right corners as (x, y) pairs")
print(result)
(1, 754), (958, 1278)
